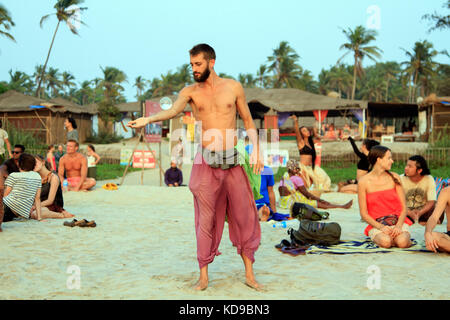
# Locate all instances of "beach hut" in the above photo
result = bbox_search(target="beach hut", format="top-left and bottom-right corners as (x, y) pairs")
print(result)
(242, 88), (368, 138)
(0, 90), (95, 145)
(419, 93), (450, 143)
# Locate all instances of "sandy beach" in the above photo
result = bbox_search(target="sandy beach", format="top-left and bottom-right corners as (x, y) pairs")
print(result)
(1, 164), (448, 300)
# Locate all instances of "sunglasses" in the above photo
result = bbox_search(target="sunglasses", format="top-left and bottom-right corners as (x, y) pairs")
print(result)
(13, 151), (22, 154)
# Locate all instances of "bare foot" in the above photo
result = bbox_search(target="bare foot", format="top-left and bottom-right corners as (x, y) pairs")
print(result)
(63, 211), (75, 218)
(245, 277), (264, 291)
(343, 200), (353, 209)
(194, 278), (208, 291)
(258, 206), (270, 222)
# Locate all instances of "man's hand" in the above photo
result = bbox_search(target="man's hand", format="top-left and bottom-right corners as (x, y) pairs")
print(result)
(425, 232), (440, 253)
(289, 115), (297, 121)
(249, 149), (263, 175)
(127, 117), (151, 129)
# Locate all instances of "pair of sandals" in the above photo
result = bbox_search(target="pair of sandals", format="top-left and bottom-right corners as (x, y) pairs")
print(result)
(275, 237), (309, 257)
(64, 219), (96, 228)
(102, 183), (118, 191)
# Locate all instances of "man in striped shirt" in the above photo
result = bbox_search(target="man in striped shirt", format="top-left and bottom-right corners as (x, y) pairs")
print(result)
(3, 153), (42, 223)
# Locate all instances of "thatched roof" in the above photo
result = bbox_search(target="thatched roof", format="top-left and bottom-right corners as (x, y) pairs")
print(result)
(422, 93), (450, 105)
(244, 88), (368, 113)
(0, 90), (96, 115)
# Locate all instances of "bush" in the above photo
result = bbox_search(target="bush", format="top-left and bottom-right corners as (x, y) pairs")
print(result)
(85, 131), (124, 144)
(5, 121), (47, 155)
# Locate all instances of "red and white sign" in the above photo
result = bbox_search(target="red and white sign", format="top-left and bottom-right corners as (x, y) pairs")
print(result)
(132, 150), (156, 169)
(144, 100), (162, 143)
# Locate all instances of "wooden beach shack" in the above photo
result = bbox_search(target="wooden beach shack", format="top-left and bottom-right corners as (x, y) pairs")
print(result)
(242, 88), (368, 139)
(0, 90), (95, 145)
(419, 94), (450, 143)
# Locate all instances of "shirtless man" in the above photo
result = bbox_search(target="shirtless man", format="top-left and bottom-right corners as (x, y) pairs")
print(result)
(424, 187), (450, 253)
(58, 140), (96, 191)
(128, 44), (264, 291)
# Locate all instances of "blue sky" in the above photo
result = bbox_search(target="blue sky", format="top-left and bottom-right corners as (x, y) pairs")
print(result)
(1, 0), (449, 101)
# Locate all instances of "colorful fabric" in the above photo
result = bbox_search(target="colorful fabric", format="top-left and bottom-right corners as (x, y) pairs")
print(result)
(298, 162), (331, 191)
(235, 140), (262, 201)
(305, 238), (427, 254)
(434, 177), (449, 198)
(364, 188), (413, 236)
(278, 172), (318, 209)
(189, 152), (261, 269)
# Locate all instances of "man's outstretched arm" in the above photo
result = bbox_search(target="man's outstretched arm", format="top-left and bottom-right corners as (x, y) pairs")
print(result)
(127, 88), (191, 129)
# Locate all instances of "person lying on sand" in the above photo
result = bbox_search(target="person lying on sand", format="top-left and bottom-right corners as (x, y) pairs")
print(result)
(424, 186), (450, 253)
(278, 160), (353, 211)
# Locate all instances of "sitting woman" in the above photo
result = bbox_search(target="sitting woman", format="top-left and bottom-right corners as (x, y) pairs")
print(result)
(339, 137), (380, 193)
(278, 160), (352, 210)
(358, 146), (412, 248)
(290, 115), (331, 191)
(32, 155), (74, 219)
(0, 159), (20, 230)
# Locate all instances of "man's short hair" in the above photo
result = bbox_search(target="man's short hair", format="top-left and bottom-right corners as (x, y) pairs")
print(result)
(14, 144), (25, 152)
(18, 153), (36, 172)
(67, 139), (79, 148)
(189, 43), (216, 61)
(409, 155), (431, 176)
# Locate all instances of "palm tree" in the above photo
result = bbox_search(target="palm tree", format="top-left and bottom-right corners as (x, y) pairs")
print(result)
(61, 71), (76, 95)
(8, 70), (32, 93)
(423, 0), (450, 32)
(256, 64), (268, 88)
(134, 76), (147, 100)
(45, 67), (62, 97)
(267, 41), (302, 88)
(0, 4), (15, 42)
(401, 40), (447, 102)
(99, 66), (127, 102)
(35, 0), (87, 97)
(327, 64), (353, 98)
(338, 25), (383, 100)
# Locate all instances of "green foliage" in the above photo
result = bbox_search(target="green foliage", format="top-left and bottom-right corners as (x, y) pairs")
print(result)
(430, 124), (450, 148)
(85, 130), (123, 144)
(96, 163), (141, 181)
(5, 121), (47, 154)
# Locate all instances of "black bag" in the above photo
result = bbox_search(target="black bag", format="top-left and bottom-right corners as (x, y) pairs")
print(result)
(289, 219), (341, 246)
(290, 202), (329, 221)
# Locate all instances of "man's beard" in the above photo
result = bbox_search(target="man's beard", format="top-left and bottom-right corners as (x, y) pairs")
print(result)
(193, 68), (211, 83)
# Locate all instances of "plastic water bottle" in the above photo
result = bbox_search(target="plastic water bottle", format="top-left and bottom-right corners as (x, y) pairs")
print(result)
(63, 179), (68, 191)
(272, 221), (287, 228)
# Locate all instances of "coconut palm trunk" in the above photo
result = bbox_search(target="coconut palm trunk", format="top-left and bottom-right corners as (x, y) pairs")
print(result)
(35, 20), (61, 98)
(352, 55), (357, 100)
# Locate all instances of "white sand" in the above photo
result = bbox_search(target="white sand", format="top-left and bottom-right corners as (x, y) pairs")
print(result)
(1, 167), (449, 300)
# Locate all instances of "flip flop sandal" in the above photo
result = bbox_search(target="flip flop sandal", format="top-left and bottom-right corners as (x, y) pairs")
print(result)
(63, 219), (86, 227)
(281, 246), (306, 256)
(78, 219), (96, 228)
(275, 239), (292, 250)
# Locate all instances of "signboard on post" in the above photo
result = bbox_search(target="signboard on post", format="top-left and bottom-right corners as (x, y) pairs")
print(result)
(144, 100), (162, 143)
(132, 150), (156, 169)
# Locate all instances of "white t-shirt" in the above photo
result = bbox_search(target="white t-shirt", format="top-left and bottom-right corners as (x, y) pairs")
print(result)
(400, 174), (437, 210)
(0, 128), (8, 154)
(3, 171), (42, 219)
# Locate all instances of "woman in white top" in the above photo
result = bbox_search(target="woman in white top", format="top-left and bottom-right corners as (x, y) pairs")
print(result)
(87, 144), (101, 179)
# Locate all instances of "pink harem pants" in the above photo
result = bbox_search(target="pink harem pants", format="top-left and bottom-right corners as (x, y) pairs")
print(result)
(189, 152), (261, 269)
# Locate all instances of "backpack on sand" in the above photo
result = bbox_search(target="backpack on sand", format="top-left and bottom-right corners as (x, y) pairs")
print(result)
(289, 219), (341, 246)
(290, 202), (330, 221)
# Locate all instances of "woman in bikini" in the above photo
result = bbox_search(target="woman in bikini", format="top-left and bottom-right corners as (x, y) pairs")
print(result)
(358, 146), (412, 248)
(339, 137), (380, 194)
(290, 115), (331, 191)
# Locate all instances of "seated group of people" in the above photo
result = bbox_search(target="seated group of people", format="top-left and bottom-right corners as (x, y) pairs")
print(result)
(356, 145), (449, 253)
(0, 140), (98, 232)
